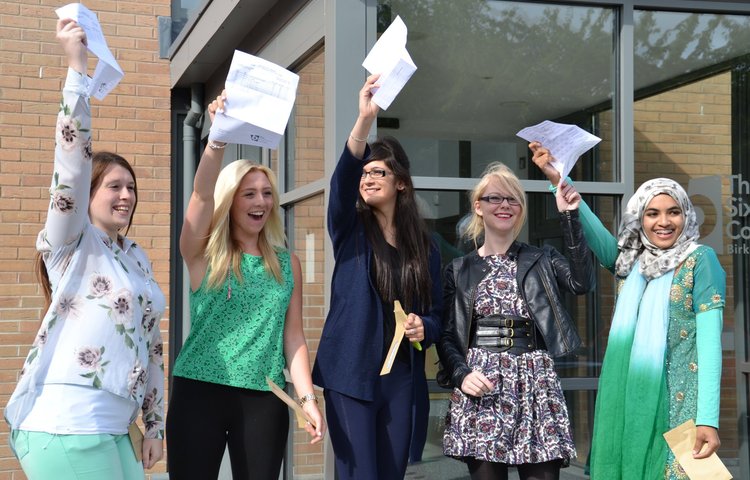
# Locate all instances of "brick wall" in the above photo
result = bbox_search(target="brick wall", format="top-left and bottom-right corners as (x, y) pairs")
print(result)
(288, 48), (325, 479)
(0, 1), (171, 478)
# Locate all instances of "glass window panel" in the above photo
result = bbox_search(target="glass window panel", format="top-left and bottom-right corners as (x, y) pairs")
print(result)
(379, 0), (615, 181)
(285, 49), (325, 190)
(239, 145), (262, 163)
(635, 9), (750, 470)
(285, 194), (326, 478)
(171, 0), (202, 42)
(634, 11), (750, 92)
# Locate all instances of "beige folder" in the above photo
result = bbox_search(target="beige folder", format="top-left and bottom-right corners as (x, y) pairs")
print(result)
(663, 419), (732, 479)
(266, 376), (316, 429)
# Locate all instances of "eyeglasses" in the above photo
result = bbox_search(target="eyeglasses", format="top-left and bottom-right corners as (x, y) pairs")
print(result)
(361, 168), (388, 179)
(479, 195), (521, 207)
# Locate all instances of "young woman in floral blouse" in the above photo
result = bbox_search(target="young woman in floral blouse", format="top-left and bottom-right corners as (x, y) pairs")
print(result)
(4, 19), (166, 479)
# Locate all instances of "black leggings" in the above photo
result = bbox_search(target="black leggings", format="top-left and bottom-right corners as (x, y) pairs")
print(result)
(467, 459), (563, 480)
(166, 376), (289, 480)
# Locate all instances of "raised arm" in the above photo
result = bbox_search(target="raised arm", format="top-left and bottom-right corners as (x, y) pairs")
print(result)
(531, 141), (619, 272)
(41, 19), (92, 250)
(328, 75), (380, 246)
(347, 74), (380, 158)
(552, 184), (594, 294)
(179, 91), (227, 290)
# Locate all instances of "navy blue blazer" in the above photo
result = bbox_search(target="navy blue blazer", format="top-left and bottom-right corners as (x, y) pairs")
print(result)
(312, 143), (443, 459)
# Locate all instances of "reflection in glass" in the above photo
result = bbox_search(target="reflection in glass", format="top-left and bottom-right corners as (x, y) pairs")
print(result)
(378, 0), (615, 181)
(634, 10), (750, 465)
(634, 11), (750, 91)
(171, 0), (202, 42)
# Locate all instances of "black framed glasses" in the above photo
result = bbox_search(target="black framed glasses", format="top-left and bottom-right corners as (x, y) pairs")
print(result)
(361, 168), (388, 179)
(479, 195), (521, 207)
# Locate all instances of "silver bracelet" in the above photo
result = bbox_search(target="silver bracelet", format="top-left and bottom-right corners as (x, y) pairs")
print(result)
(298, 393), (318, 406)
(208, 140), (227, 150)
(349, 133), (368, 143)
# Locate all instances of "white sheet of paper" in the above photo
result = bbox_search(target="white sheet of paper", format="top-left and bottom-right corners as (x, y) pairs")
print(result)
(55, 3), (124, 100)
(209, 50), (299, 149)
(516, 120), (601, 180)
(362, 15), (417, 110)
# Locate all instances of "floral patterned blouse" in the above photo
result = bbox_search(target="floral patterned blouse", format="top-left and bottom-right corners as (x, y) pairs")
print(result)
(3, 69), (166, 439)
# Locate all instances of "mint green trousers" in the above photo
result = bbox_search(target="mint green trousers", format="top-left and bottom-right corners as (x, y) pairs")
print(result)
(12, 430), (144, 480)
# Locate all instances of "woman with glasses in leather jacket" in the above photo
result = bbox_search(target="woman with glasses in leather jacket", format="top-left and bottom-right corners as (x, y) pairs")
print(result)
(437, 162), (594, 480)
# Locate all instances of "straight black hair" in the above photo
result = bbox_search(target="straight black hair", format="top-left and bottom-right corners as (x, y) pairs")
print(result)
(358, 136), (432, 312)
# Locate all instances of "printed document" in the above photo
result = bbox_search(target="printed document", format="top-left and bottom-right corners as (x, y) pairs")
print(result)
(210, 50), (299, 149)
(362, 16), (417, 110)
(55, 3), (124, 100)
(517, 120), (601, 179)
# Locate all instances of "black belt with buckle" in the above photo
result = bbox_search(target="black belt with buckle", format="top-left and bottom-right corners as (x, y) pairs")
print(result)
(469, 314), (545, 355)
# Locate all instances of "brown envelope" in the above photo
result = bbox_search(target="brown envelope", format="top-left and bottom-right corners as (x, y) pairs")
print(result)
(266, 376), (316, 429)
(663, 419), (732, 480)
(128, 423), (144, 462)
(380, 301), (408, 375)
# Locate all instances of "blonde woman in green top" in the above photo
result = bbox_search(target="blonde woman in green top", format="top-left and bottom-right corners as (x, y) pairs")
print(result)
(165, 91), (325, 480)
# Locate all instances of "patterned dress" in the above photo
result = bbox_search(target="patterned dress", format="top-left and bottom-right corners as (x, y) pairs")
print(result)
(443, 253), (576, 464)
(660, 247), (724, 479)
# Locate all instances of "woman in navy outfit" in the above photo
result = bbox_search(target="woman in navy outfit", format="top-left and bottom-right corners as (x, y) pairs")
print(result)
(312, 74), (443, 479)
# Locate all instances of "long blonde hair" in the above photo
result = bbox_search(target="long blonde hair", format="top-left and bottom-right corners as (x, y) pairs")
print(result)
(204, 160), (286, 288)
(464, 162), (527, 243)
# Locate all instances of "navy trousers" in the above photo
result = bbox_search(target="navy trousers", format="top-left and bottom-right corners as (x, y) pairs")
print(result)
(324, 360), (414, 480)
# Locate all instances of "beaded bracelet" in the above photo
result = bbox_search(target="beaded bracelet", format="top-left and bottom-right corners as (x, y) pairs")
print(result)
(208, 140), (227, 150)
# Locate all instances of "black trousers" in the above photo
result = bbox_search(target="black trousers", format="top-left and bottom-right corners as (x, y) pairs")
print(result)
(166, 376), (289, 480)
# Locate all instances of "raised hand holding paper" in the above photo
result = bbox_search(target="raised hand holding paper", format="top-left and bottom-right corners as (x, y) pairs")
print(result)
(210, 50), (299, 149)
(362, 15), (417, 110)
(55, 3), (124, 100)
(517, 120), (601, 179)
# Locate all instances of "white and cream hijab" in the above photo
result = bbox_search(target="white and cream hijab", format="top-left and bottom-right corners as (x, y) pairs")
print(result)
(614, 178), (700, 280)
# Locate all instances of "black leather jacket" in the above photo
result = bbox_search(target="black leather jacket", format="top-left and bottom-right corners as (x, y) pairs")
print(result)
(437, 209), (594, 389)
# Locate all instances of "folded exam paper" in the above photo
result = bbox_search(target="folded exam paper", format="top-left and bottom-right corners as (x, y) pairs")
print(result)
(55, 3), (124, 100)
(362, 16), (417, 110)
(210, 50), (299, 149)
(517, 120), (601, 180)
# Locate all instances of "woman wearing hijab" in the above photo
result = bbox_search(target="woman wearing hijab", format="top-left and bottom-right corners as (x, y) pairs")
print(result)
(530, 142), (725, 480)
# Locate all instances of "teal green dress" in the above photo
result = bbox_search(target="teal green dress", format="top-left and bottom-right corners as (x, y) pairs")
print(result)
(578, 201), (724, 479)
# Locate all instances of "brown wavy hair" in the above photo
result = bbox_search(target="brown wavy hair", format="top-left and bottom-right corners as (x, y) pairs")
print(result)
(35, 152), (138, 311)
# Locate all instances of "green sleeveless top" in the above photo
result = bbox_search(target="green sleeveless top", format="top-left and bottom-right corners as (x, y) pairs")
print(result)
(173, 251), (294, 390)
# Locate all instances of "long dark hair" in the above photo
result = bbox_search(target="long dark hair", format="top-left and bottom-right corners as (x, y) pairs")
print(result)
(357, 136), (432, 312)
(35, 152), (138, 311)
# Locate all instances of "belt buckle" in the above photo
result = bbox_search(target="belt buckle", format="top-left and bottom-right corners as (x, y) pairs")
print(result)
(500, 338), (513, 347)
(506, 317), (514, 328)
